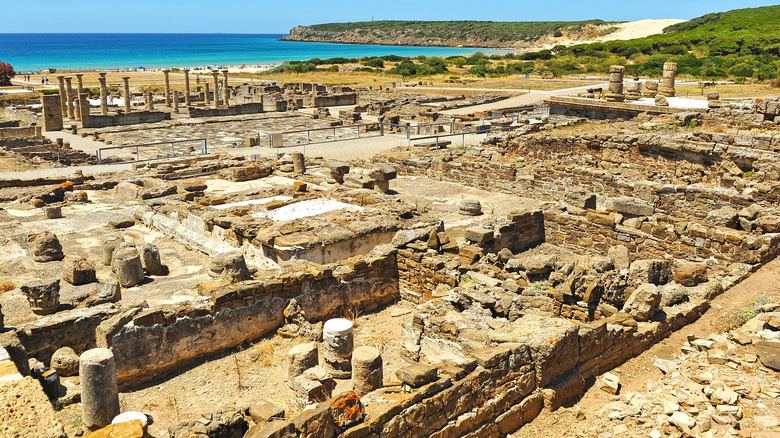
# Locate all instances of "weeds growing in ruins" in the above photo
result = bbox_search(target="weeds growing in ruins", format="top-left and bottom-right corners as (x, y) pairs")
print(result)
(252, 337), (283, 368)
(720, 294), (774, 332)
(528, 280), (555, 294)
(460, 273), (482, 284)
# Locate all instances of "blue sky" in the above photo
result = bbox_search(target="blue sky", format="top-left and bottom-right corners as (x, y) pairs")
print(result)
(3, 0), (778, 33)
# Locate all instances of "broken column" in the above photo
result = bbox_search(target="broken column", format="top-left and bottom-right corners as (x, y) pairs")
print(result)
(80, 348), (120, 430)
(204, 82), (211, 105)
(352, 346), (383, 396)
(605, 65), (625, 102)
(102, 236), (122, 266)
(20, 279), (60, 315)
(146, 91), (154, 111)
(122, 76), (131, 113)
(183, 68), (191, 106)
(61, 253), (97, 285)
(78, 93), (90, 127)
(708, 91), (723, 109)
(56, 76), (67, 117)
(65, 77), (75, 119)
(112, 244), (145, 287)
(288, 343), (318, 385)
(322, 318), (354, 379)
(75, 73), (84, 94)
(642, 80), (658, 98)
(41, 95), (64, 132)
(660, 62), (677, 97)
(173, 90), (179, 113)
(624, 80), (641, 100)
(212, 71), (220, 109)
(141, 243), (164, 275)
(208, 251), (251, 282)
(222, 69), (230, 107)
(98, 73), (108, 115)
(163, 69), (171, 107)
(292, 151), (305, 174)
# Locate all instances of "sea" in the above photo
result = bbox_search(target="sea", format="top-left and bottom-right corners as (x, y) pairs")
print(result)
(0, 33), (496, 73)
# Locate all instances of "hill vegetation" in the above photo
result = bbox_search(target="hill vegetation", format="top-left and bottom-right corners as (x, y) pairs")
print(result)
(272, 6), (780, 85)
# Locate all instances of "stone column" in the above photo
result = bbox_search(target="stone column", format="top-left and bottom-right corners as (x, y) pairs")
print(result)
(288, 343), (318, 385)
(163, 69), (172, 107)
(212, 71), (220, 109)
(75, 73), (84, 94)
(352, 346), (383, 396)
(122, 76), (131, 113)
(64, 77), (75, 119)
(183, 69), (191, 106)
(642, 80), (658, 98)
(79, 93), (90, 128)
(98, 73), (108, 115)
(41, 95), (64, 131)
(80, 348), (120, 430)
(605, 65), (625, 102)
(204, 82), (211, 105)
(146, 91), (154, 111)
(322, 318), (354, 379)
(172, 90), (179, 113)
(222, 69), (230, 107)
(292, 151), (305, 174)
(660, 62), (677, 97)
(624, 80), (642, 101)
(56, 76), (67, 117)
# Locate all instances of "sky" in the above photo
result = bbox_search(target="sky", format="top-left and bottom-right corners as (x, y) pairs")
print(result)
(2, 0), (779, 33)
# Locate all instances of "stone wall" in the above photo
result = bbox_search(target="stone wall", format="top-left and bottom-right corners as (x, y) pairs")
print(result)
(84, 111), (171, 128)
(311, 93), (358, 108)
(104, 248), (398, 385)
(0, 106), (40, 126)
(188, 103), (264, 118)
(261, 298), (712, 438)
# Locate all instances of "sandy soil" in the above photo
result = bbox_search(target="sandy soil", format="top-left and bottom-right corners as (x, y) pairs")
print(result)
(544, 19), (686, 48)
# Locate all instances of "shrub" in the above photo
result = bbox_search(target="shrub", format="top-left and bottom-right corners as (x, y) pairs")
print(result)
(728, 63), (754, 77)
(0, 61), (16, 86)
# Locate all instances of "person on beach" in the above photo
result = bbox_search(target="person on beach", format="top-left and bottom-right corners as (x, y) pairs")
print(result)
(41, 77), (45, 85)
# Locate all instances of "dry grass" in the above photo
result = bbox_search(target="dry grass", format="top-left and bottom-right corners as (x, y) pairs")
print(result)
(251, 336), (284, 367)
(675, 82), (780, 99)
(0, 281), (15, 294)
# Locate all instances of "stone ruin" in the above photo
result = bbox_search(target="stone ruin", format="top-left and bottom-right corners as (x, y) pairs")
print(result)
(2, 73), (780, 438)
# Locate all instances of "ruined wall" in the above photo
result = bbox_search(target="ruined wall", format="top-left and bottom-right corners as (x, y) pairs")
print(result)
(0, 106), (40, 126)
(187, 103), (264, 118)
(84, 111), (171, 128)
(105, 249), (399, 385)
(311, 93), (358, 108)
(265, 298), (713, 438)
(0, 126), (41, 140)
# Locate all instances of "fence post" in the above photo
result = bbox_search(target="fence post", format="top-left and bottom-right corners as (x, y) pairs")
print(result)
(136, 144), (139, 159)
(171, 142), (175, 157)
(201, 139), (208, 154)
(380, 123), (384, 136)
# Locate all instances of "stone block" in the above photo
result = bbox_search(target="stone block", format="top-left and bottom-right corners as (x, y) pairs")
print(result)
(464, 227), (494, 245)
(395, 364), (438, 387)
(112, 245), (144, 288)
(208, 251), (251, 283)
(32, 232), (65, 262)
(459, 200), (482, 216)
(368, 164), (397, 181)
(141, 243), (164, 275)
(250, 400), (285, 424)
(43, 206), (62, 219)
(622, 283), (661, 322)
(51, 346), (80, 377)
(292, 366), (335, 404)
(61, 253), (97, 285)
(606, 196), (654, 216)
(674, 263), (708, 287)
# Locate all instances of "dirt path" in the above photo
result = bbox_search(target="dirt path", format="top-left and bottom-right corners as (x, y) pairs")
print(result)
(511, 257), (780, 437)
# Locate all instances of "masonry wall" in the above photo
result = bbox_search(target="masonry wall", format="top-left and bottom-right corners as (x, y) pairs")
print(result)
(188, 103), (264, 118)
(85, 111), (171, 128)
(105, 250), (399, 386)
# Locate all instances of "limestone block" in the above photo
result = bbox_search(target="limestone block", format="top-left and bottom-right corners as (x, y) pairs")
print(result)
(599, 372), (620, 394)
(395, 364), (437, 387)
(622, 283), (661, 321)
(43, 206), (62, 219)
(629, 259), (672, 285)
(32, 232), (65, 262)
(514, 315), (579, 387)
(82, 281), (121, 307)
(624, 81), (642, 100)
(368, 164), (397, 181)
(292, 151), (305, 175)
(292, 366), (335, 403)
(464, 227), (494, 245)
(84, 419), (144, 438)
(606, 196), (654, 216)
(51, 346), (80, 377)
(61, 253), (97, 285)
(542, 369), (585, 410)
(141, 243), (164, 275)
(352, 346), (383, 396)
(80, 348), (120, 429)
(109, 216), (135, 229)
(655, 95), (669, 106)
(208, 251), (251, 283)
(673, 264), (708, 287)
(20, 279), (60, 315)
(705, 206), (739, 228)
(607, 245), (630, 269)
(288, 342), (318, 384)
(642, 80), (658, 98)
(249, 400), (285, 424)
(111, 245), (145, 288)
(754, 340), (780, 371)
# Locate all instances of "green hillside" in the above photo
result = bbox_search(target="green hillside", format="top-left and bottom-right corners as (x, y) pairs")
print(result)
(550, 5), (780, 79)
(306, 20), (610, 43)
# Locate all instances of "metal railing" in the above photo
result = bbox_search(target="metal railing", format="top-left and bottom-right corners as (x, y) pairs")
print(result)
(263, 123), (382, 149)
(96, 138), (208, 164)
(408, 124), (516, 147)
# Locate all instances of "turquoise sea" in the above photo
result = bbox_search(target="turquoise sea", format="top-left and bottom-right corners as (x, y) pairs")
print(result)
(0, 33), (496, 73)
